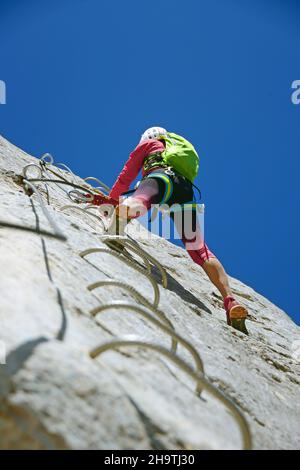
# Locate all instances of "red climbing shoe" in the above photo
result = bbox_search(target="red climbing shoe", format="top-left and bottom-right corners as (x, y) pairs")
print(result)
(224, 296), (249, 335)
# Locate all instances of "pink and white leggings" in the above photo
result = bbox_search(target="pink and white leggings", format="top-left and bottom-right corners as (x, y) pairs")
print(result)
(127, 176), (216, 267)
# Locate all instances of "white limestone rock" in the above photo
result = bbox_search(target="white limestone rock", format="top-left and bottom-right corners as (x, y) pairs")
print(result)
(0, 135), (299, 450)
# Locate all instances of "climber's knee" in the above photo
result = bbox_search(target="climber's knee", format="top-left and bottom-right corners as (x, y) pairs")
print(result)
(187, 244), (216, 267)
(116, 196), (148, 220)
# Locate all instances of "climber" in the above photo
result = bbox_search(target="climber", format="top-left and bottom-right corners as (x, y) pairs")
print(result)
(90, 127), (248, 334)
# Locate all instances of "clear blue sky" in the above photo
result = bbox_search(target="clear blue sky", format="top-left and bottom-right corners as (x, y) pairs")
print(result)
(1, 0), (299, 324)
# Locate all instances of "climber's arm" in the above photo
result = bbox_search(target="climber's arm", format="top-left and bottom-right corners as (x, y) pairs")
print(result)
(109, 140), (165, 201)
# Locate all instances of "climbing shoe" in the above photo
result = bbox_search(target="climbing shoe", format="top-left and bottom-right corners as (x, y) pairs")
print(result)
(224, 296), (249, 335)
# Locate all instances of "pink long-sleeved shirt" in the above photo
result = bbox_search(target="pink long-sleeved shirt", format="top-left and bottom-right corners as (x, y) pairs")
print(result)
(109, 140), (165, 200)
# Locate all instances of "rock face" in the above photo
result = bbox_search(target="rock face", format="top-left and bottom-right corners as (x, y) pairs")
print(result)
(0, 135), (299, 450)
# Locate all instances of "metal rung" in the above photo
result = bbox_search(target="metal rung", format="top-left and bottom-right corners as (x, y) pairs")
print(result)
(90, 337), (252, 450)
(80, 247), (160, 308)
(101, 237), (152, 273)
(60, 205), (106, 231)
(101, 236), (168, 288)
(89, 281), (177, 352)
(84, 177), (111, 193)
(88, 280), (175, 344)
(90, 302), (204, 386)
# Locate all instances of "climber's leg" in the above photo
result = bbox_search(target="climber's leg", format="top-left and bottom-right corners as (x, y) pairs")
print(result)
(201, 257), (249, 333)
(171, 209), (248, 333)
(190, 249), (249, 333)
(184, 242), (232, 299)
(117, 178), (160, 218)
(200, 257), (232, 298)
(106, 178), (162, 235)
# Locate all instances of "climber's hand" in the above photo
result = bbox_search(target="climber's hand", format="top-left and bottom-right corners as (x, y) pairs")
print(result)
(86, 193), (118, 207)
